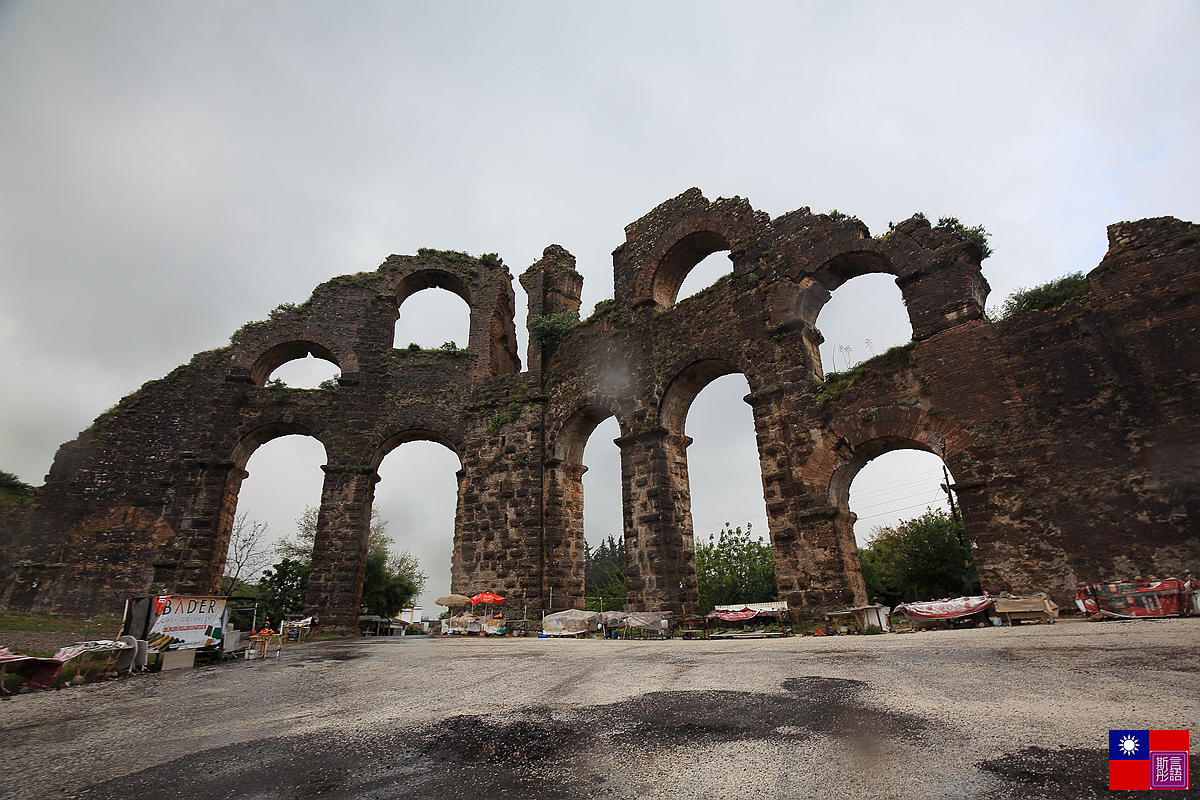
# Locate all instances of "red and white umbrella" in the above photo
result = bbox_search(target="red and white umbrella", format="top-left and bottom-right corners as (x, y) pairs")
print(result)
(471, 593), (505, 620)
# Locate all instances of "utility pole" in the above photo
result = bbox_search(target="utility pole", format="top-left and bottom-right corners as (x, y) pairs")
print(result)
(940, 464), (965, 547)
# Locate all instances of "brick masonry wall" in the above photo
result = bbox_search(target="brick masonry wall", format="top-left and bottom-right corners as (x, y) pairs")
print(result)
(1, 191), (1196, 622)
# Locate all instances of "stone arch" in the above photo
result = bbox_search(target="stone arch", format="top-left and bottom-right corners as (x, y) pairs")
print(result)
(659, 357), (742, 434)
(650, 231), (733, 307)
(248, 333), (358, 387)
(394, 268), (473, 307)
(616, 190), (766, 307)
(552, 403), (621, 466)
(373, 428), (463, 471)
(392, 265), (519, 378)
(182, 422), (331, 603)
(781, 250), (899, 333)
(229, 420), (327, 470)
(803, 407), (970, 605)
(541, 403), (624, 611)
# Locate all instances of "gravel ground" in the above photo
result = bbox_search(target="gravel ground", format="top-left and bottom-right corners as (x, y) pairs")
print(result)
(1, 618), (1197, 800)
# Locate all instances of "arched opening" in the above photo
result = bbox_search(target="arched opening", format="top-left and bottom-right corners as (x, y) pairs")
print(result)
(267, 354), (340, 389)
(674, 250), (734, 304)
(814, 272), (911, 374)
(393, 274), (472, 351)
(373, 436), (462, 621)
(251, 340), (342, 387)
(580, 415), (623, 611)
(837, 446), (979, 609)
(651, 231), (732, 307)
(223, 433), (328, 618)
(675, 371), (771, 613)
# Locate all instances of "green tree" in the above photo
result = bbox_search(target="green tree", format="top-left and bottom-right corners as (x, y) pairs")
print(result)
(584, 535), (626, 611)
(271, 506), (429, 619)
(257, 558), (310, 625)
(858, 508), (980, 607)
(695, 522), (776, 614)
(277, 505), (428, 599)
(361, 547), (417, 617)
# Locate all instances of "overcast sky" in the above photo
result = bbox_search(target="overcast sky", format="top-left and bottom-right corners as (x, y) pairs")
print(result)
(2, 2), (1197, 614)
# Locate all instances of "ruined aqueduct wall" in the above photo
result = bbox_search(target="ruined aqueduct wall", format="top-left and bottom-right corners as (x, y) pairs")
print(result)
(1, 189), (1197, 627)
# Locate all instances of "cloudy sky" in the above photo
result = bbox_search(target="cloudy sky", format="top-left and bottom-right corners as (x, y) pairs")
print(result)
(2, 2), (1197, 614)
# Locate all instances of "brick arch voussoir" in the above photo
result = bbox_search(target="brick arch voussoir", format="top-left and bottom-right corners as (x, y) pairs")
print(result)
(372, 427), (464, 472)
(630, 205), (766, 307)
(241, 326), (360, 386)
(392, 267), (474, 307)
(228, 417), (332, 471)
(656, 352), (759, 436)
(788, 248), (900, 329)
(803, 406), (971, 504)
(549, 401), (631, 467)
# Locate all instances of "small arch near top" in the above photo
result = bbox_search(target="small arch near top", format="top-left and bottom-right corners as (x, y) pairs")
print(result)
(784, 250), (899, 334)
(651, 231), (733, 307)
(254, 342), (339, 387)
(394, 269), (473, 308)
(617, 189), (766, 309)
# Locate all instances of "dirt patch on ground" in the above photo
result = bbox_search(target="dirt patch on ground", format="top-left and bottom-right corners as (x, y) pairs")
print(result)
(76, 676), (938, 800)
(2, 630), (104, 654)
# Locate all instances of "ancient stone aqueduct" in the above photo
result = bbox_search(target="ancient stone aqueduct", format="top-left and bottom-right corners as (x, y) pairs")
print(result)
(1, 189), (1197, 628)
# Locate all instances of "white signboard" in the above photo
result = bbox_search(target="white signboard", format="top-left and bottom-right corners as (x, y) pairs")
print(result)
(147, 595), (227, 651)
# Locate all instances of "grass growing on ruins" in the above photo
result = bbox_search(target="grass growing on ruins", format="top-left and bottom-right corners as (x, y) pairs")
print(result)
(816, 342), (918, 405)
(994, 271), (1090, 320)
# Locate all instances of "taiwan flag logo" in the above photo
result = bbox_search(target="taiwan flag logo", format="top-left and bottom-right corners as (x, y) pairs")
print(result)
(1109, 729), (1190, 790)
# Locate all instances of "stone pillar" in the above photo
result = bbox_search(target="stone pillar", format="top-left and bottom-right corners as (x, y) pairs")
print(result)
(618, 427), (697, 613)
(745, 386), (856, 612)
(897, 257), (989, 341)
(831, 507), (868, 606)
(519, 245), (583, 373)
(540, 459), (587, 611)
(305, 464), (377, 630)
(160, 460), (247, 595)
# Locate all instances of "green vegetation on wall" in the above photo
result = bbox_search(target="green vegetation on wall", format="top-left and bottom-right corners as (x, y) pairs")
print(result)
(529, 312), (580, 354)
(993, 271), (1090, 320)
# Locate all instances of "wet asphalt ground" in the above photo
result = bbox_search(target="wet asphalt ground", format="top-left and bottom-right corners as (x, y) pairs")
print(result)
(2, 618), (1197, 800)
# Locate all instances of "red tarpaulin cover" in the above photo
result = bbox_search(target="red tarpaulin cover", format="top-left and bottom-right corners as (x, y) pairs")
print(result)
(0, 644), (89, 689)
(706, 609), (759, 622)
(896, 596), (995, 620)
(1075, 579), (1194, 618)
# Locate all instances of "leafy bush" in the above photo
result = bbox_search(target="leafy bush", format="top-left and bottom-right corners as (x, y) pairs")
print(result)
(529, 312), (579, 354)
(696, 522), (776, 614)
(858, 508), (980, 607)
(937, 216), (993, 259)
(995, 271), (1090, 320)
